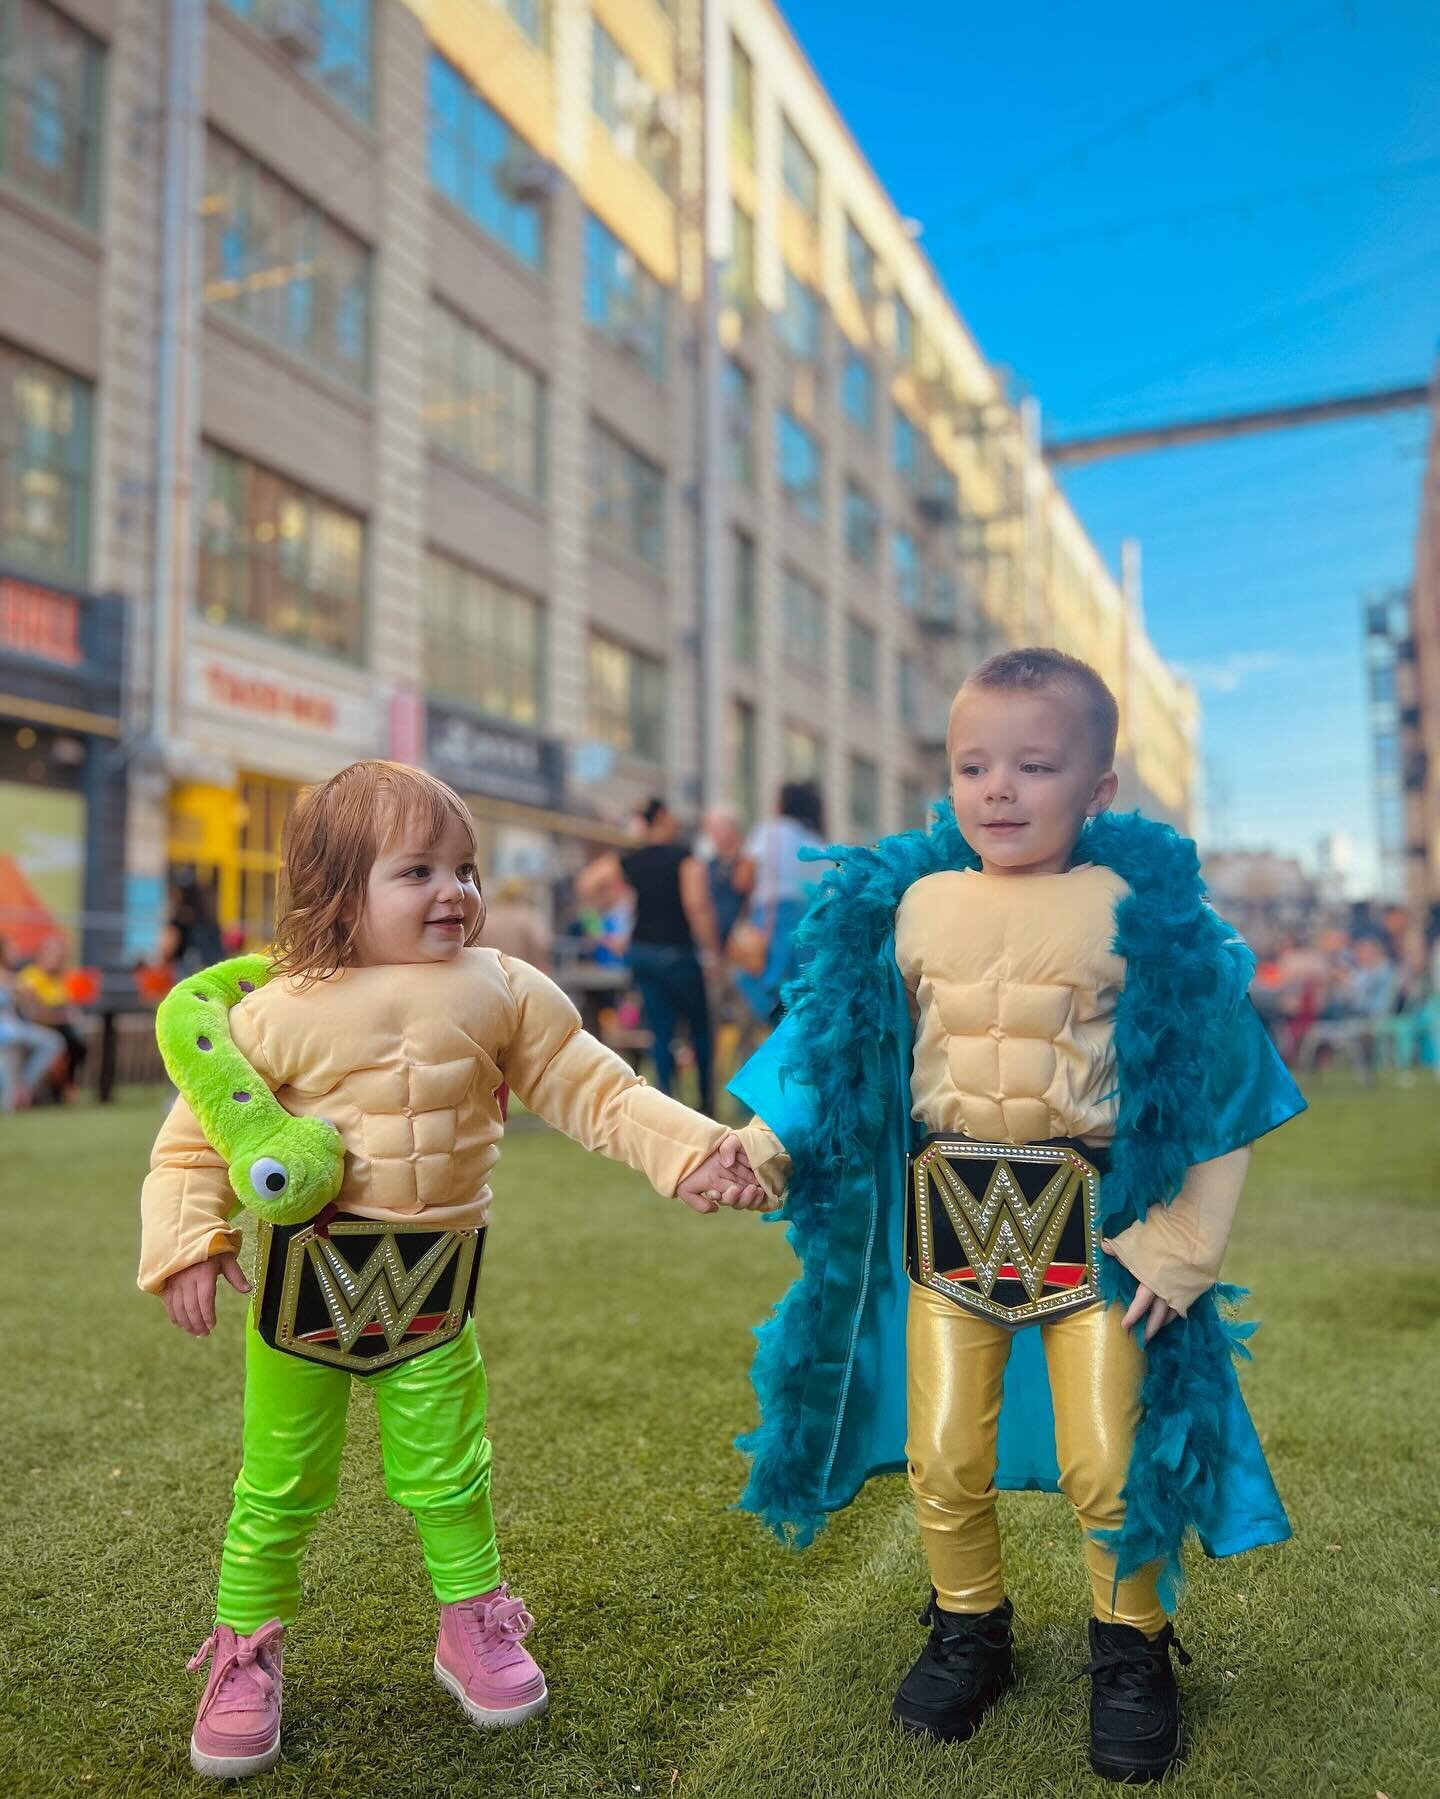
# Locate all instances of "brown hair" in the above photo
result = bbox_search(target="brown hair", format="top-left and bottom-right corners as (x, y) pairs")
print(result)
(960, 646), (1119, 767)
(271, 760), (483, 982)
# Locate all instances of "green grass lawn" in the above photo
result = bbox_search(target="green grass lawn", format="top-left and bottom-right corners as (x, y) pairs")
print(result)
(2, 1079), (1437, 1797)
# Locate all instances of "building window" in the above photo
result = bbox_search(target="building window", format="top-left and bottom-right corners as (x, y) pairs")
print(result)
(845, 217), (877, 310)
(732, 529), (757, 665)
(847, 616), (877, 700)
(892, 293), (915, 365)
(782, 567), (826, 675)
(901, 776), (930, 831)
(423, 551), (543, 727)
(893, 529), (921, 610)
(198, 444), (366, 661)
(844, 479), (879, 569)
(897, 650), (919, 719)
(724, 201), (755, 318)
(585, 212), (668, 382)
(731, 698), (757, 823)
(590, 422), (664, 571)
(427, 52), (546, 272)
(730, 35), (754, 166)
(591, 21), (674, 194)
(784, 723), (822, 780)
(0, 341), (91, 581)
(0, 0), (103, 223)
(781, 114), (818, 217)
(500, 0), (547, 47)
(850, 754), (879, 838)
(723, 358), (755, 489)
(589, 635), (664, 763)
(424, 299), (545, 500)
(893, 410), (920, 484)
(842, 349), (875, 435)
(219, 1), (373, 120)
(203, 132), (371, 389)
(777, 410), (823, 522)
(780, 268), (822, 361)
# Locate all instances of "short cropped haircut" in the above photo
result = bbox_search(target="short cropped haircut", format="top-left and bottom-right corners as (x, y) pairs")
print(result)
(272, 760), (483, 983)
(962, 647), (1119, 768)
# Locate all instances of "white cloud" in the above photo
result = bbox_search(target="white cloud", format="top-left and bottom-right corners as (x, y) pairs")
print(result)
(1174, 649), (1295, 693)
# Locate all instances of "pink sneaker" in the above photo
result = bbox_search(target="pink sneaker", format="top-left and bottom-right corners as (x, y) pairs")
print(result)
(186, 1620), (284, 1778)
(434, 1584), (549, 1728)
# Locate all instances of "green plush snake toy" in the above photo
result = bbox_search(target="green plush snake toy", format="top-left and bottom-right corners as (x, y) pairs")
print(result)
(156, 955), (345, 1225)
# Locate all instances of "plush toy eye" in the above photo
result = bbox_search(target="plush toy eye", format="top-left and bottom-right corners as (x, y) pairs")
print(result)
(250, 1158), (289, 1198)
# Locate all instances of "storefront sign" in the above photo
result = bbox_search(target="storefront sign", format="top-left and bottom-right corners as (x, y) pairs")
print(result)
(0, 575), (82, 667)
(202, 663), (338, 731)
(426, 703), (566, 813)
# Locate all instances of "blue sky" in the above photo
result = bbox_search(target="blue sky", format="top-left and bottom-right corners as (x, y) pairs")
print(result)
(780, 0), (1439, 889)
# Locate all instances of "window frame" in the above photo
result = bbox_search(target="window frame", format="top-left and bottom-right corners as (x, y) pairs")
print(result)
(423, 297), (547, 501)
(422, 549), (546, 728)
(776, 409), (823, 523)
(0, 338), (93, 582)
(0, 0), (105, 225)
(196, 442), (368, 664)
(584, 211), (669, 383)
(427, 51), (547, 274)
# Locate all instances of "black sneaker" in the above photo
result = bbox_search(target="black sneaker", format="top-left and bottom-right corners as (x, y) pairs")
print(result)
(1080, 1618), (1191, 1783)
(890, 1593), (1014, 1743)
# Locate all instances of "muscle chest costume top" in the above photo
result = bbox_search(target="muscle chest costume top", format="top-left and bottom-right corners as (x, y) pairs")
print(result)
(139, 949), (727, 1294)
(741, 865), (1250, 1316)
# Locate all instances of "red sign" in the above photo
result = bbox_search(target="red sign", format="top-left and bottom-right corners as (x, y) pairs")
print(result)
(203, 663), (337, 730)
(0, 576), (82, 667)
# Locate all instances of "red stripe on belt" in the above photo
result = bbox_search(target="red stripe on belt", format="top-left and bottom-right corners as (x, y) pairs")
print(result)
(944, 1263), (1087, 1288)
(299, 1312), (448, 1344)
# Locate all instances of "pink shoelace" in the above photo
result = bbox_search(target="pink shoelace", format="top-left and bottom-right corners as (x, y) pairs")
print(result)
(187, 1621), (284, 1722)
(455, 1586), (536, 1670)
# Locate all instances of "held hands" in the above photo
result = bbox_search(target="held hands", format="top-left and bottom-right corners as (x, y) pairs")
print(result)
(676, 1134), (774, 1215)
(163, 1252), (250, 1337)
(1121, 1282), (1180, 1342)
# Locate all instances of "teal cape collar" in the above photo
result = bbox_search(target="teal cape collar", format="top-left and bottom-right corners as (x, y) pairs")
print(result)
(728, 806), (1305, 1608)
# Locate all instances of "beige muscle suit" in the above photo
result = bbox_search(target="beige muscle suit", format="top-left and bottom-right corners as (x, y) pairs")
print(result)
(140, 948), (730, 1294)
(739, 865), (1252, 1633)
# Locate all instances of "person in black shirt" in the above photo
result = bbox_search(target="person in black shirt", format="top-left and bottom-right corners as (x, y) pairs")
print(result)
(579, 799), (721, 1113)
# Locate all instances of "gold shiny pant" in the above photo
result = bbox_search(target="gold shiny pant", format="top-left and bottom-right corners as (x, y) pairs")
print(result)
(906, 1283), (1166, 1633)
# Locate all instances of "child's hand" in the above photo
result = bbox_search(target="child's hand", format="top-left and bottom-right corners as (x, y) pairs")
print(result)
(163, 1253), (250, 1338)
(676, 1136), (769, 1214)
(1121, 1283), (1179, 1342)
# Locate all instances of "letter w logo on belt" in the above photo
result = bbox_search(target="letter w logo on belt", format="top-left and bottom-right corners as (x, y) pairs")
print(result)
(257, 1215), (484, 1374)
(309, 1232), (460, 1354)
(907, 1138), (1101, 1328)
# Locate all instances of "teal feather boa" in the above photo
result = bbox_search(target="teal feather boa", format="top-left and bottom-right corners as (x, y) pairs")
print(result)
(738, 802), (1266, 1608)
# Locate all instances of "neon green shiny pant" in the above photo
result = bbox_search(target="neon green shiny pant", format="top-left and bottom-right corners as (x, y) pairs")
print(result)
(216, 1313), (499, 1633)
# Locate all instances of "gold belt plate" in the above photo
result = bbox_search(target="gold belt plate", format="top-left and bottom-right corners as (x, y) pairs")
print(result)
(910, 1138), (1101, 1327)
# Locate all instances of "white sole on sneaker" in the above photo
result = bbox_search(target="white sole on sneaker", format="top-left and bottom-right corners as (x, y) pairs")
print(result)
(433, 1657), (549, 1728)
(189, 1728), (281, 1779)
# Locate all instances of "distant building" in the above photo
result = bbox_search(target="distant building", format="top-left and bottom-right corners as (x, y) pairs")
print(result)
(1362, 589), (1423, 908)
(1202, 848), (1321, 952)
(1, 0), (1198, 957)
(1409, 367), (1440, 951)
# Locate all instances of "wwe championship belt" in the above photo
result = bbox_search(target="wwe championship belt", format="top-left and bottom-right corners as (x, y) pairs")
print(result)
(905, 1136), (1104, 1328)
(253, 1213), (485, 1374)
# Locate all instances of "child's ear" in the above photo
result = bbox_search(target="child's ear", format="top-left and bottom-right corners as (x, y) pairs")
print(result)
(1088, 769), (1119, 816)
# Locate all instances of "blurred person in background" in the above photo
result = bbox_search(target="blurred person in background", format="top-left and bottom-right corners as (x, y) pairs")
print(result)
(161, 875), (225, 974)
(479, 877), (551, 972)
(578, 799), (721, 1113)
(730, 780), (826, 1027)
(16, 934), (88, 1102)
(0, 938), (64, 1112)
(701, 804), (753, 947)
